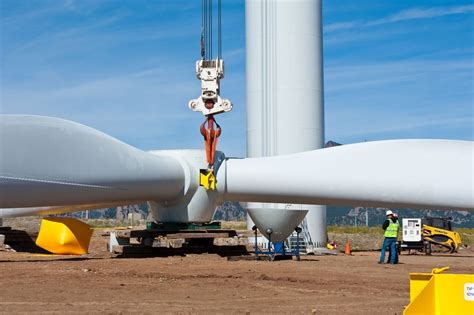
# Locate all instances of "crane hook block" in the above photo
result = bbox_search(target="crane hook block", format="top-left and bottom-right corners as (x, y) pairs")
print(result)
(200, 169), (216, 191)
(188, 59), (232, 116)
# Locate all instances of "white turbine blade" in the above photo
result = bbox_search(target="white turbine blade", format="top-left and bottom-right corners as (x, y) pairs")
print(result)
(219, 140), (474, 210)
(0, 115), (185, 209)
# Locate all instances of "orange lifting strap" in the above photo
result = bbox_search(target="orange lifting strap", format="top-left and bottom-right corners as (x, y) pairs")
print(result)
(200, 115), (221, 166)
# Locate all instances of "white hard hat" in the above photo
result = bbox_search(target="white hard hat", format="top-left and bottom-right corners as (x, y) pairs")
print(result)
(386, 210), (394, 216)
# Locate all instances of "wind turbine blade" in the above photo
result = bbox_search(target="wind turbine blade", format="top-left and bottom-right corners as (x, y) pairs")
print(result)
(219, 140), (474, 210)
(0, 115), (185, 209)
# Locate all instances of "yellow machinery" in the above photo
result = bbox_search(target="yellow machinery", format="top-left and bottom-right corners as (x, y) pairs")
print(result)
(35, 217), (93, 255)
(401, 217), (462, 255)
(403, 267), (474, 315)
(422, 217), (462, 254)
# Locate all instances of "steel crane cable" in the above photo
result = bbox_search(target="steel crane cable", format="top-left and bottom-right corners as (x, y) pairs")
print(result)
(201, 0), (222, 60)
(210, 0), (212, 59)
(201, 0), (205, 59)
(218, 0), (221, 59)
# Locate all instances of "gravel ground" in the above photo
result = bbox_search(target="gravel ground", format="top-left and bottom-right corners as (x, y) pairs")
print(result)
(0, 230), (473, 314)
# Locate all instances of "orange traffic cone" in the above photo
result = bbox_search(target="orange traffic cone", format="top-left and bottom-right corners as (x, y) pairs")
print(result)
(345, 239), (351, 255)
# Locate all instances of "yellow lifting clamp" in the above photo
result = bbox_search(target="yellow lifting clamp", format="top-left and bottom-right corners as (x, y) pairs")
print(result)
(200, 168), (216, 190)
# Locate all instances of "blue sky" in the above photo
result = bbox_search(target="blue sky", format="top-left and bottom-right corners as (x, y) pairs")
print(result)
(1, 0), (473, 157)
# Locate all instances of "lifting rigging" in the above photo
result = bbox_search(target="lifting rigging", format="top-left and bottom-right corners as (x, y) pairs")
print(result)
(189, 0), (232, 190)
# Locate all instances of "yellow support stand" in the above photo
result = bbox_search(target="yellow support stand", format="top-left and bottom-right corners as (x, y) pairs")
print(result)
(35, 217), (93, 255)
(404, 267), (474, 315)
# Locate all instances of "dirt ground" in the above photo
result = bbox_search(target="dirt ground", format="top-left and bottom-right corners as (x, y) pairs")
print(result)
(0, 231), (473, 314)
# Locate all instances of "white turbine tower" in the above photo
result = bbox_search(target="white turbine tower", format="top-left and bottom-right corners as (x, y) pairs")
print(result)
(245, 0), (326, 248)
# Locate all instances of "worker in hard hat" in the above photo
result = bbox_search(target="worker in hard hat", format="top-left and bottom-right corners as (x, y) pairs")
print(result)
(387, 212), (400, 264)
(379, 210), (400, 264)
(387, 213), (400, 264)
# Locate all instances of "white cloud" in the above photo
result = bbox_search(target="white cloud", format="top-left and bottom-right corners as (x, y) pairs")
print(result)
(324, 21), (362, 33)
(325, 5), (474, 33)
(324, 59), (474, 142)
(325, 60), (474, 93)
(368, 5), (474, 26)
(333, 116), (473, 139)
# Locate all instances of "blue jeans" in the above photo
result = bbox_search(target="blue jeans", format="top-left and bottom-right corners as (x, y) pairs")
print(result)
(388, 242), (399, 264)
(380, 238), (397, 264)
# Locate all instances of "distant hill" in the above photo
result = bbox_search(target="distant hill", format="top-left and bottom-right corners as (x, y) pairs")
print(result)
(324, 140), (342, 148)
(326, 206), (473, 228)
(213, 202), (246, 221)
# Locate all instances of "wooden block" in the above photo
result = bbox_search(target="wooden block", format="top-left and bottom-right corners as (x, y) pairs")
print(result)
(152, 238), (168, 248)
(213, 237), (239, 246)
(168, 239), (185, 248)
(150, 238), (184, 248)
(214, 236), (249, 246)
(238, 238), (248, 246)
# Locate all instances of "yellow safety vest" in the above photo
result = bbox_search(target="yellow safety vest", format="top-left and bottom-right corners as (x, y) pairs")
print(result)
(384, 219), (399, 238)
